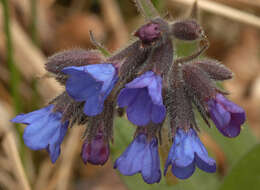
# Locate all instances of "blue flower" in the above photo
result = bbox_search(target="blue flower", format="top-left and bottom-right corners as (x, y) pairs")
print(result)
(11, 105), (68, 163)
(114, 134), (161, 184)
(117, 71), (166, 126)
(164, 128), (216, 179)
(207, 93), (246, 138)
(62, 64), (118, 116)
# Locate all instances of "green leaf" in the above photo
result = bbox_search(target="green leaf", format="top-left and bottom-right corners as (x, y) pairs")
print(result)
(218, 144), (260, 190)
(133, 0), (160, 20)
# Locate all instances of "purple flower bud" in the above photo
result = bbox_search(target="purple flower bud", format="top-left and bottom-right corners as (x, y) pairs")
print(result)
(114, 133), (161, 184)
(135, 23), (161, 44)
(11, 105), (68, 163)
(117, 71), (166, 126)
(164, 128), (216, 179)
(171, 19), (203, 41)
(81, 130), (110, 165)
(207, 93), (246, 138)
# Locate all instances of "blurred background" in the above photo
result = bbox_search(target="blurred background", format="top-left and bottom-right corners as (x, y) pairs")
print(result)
(0, 0), (260, 190)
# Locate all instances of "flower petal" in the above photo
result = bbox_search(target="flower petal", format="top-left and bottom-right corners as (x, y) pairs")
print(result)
(141, 138), (161, 184)
(172, 161), (196, 180)
(11, 105), (68, 163)
(114, 134), (146, 175)
(151, 104), (166, 124)
(11, 105), (53, 125)
(208, 100), (231, 130)
(147, 75), (163, 105)
(117, 88), (139, 107)
(125, 71), (155, 89)
(126, 89), (152, 126)
(63, 66), (103, 101)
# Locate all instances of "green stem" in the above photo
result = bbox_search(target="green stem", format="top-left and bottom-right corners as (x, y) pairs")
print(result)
(2, 0), (22, 113)
(2, 0), (26, 163)
(133, 0), (160, 20)
(30, 0), (38, 45)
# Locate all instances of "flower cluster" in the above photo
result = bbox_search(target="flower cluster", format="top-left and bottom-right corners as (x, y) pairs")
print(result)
(11, 4), (245, 184)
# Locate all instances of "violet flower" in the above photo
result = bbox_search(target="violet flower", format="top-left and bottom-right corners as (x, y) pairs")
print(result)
(117, 71), (166, 126)
(11, 105), (68, 163)
(114, 133), (161, 184)
(207, 93), (246, 138)
(62, 64), (118, 116)
(164, 128), (216, 179)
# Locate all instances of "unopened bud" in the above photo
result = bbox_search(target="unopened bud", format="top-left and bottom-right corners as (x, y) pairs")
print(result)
(182, 64), (216, 101)
(194, 60), (233, 81)
(171, 19), (203, 41)
(81, 130), (110, 165)
(135, 22), (161, 44)
(45, 49), (103, 74)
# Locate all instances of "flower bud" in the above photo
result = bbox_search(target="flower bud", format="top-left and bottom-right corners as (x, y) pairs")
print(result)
(45, 49), (103, 74)
(135, 22), (161, 44)
(171, 19), (203, 41)
(194, 60), (233, 81)
(81, 130), (110, 165)
(182, 63), (216, 101)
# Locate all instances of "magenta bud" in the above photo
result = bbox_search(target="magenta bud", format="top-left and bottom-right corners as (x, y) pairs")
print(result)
(135, 22), (161, 44)
(81, 131), (110, 165)
(171, 19), (203, 41)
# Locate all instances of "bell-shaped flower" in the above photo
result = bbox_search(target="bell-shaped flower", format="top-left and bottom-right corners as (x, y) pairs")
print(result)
(62, 64), (118, 116)
(114, 133), (161, 184)
(117, 71), (166, 126)
(11, 105), (68, 163)
(164, 128), (216, 179)
(207, 93), (246, 137)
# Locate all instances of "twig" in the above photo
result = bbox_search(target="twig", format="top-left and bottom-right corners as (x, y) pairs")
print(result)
(90, 30), (111, 57)
(30, 0), (38, 45)
(100, 0), (129, 49)
(1, 0), (22, 113)
(133, 0), (160, 20)
(171, 0), (260, 29)
(9, 19), (62, 100)
(0, 102), (31, 190)
(56, 127), (82, 190)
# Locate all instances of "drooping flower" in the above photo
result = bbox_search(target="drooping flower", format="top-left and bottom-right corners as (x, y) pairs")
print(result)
(81, 130), (110, 165)
(114, 133), (161, 184)
(207, 93), (246, 138)
(11, 105), (68, 163)
(117, 71), (166, 126)
(62, 64), (118, 116)
(164, 128), (216, 179)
